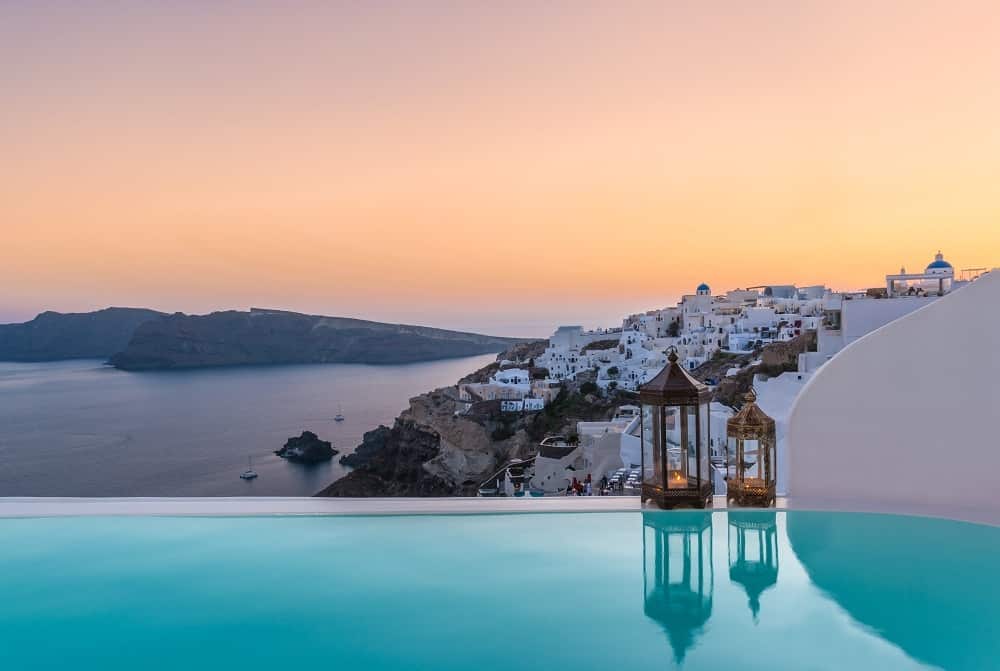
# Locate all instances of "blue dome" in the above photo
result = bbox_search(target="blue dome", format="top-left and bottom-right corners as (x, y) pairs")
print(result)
(926, 251), (953, 271)
(926, 259), (953, 270)
(696, 283), (710, 292)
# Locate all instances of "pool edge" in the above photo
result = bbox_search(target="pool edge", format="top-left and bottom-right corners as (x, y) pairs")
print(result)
(1, 495), (998, 526)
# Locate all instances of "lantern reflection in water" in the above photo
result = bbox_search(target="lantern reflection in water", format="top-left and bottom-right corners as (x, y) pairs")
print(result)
(727, 511), (779, 621)
(642, 511), (714, 665)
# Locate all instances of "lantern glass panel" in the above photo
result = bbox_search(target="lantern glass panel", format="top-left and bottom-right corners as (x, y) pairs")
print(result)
(744, 438), (760, 482)
(668, 407), (688, 488)
(726, 436), (737, 480)
(664, 407), (679, 448)
(642, 405), (661, 488)
(698, 401), (710, 484)
(767, 440), (776, 484)
(686, 406), (697, 480)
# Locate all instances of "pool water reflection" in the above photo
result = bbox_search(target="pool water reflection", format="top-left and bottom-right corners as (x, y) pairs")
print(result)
(0, 511), (996, 671)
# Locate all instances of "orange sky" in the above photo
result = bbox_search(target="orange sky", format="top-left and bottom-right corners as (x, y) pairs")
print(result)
(2, 2), (999, 335)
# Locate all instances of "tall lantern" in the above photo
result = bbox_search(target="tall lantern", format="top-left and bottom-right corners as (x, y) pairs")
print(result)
(639, 349), (713, 509)
(726, 389), (776, 507)
(727, 511), (779, 620)
(642, 511), (714, 665)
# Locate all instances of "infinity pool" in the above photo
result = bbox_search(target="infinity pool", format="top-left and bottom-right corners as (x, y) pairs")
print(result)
(0, 511), (996, 671)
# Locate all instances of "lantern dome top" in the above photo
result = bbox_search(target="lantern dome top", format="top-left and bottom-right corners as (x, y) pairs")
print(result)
(727, 389), (776, 434)
(639, 348), (710, 404)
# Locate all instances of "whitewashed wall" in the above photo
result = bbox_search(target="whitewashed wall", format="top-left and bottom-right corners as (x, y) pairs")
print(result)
(787, 270), (999, 511)
(840, 294), (937, 344)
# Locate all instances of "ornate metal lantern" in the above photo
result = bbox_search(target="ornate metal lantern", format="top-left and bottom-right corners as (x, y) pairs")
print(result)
(639, 349), (713, 509)
(727, 511), (779, 620)
(643, 512), (714, 665)
(726, 389), (776, 507)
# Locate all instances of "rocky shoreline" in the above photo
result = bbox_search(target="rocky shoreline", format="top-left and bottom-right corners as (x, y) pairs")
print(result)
(315, 341), (630, 497)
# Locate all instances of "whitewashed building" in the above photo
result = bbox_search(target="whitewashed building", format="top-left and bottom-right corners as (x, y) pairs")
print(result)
(459, 367), (548, 413)
(537, 280), (828, 388)
(788, 266), (997, 514)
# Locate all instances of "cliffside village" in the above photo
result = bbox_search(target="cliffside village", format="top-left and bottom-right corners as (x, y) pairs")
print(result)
(465, 252), (978, 497)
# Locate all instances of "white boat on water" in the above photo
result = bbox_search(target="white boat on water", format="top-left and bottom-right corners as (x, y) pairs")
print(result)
(334, 404), (345, 422)
(240, 456), (258, 480)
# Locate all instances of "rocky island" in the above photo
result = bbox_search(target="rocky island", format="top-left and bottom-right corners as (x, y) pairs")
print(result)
(109, 308), (525, 370)
(276, 431), (338, 463)
(1, 306), (523, 369)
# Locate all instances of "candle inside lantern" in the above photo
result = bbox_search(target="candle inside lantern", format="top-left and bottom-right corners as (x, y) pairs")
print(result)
(667, 469), (686, 489)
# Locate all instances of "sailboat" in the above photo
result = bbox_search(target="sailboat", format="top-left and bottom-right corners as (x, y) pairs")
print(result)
(334, 404), (345, 422)
(240, 456), (258, 480)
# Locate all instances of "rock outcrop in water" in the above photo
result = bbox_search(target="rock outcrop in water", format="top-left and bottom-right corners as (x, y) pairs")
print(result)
(0, 308), (165, 362)
(109, 308), (525, 370)
(276, 431), (338, 463)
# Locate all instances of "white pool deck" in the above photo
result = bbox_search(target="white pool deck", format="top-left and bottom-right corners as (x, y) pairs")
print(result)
(1, 495), (996, 525)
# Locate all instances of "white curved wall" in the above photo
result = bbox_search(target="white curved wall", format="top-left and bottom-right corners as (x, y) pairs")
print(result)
(788, 270), (1000, 512)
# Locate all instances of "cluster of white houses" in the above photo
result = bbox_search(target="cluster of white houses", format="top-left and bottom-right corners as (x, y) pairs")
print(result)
(536, 250), (970, 390)
(538, 282), (826, 391)
(474, 252), (984, 497)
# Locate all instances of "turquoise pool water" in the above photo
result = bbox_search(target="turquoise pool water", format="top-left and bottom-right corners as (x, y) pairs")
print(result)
(0, 511), (996, 671)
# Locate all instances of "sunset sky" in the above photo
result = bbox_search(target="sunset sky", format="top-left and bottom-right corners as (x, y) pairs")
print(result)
(3, 2), (999, 336)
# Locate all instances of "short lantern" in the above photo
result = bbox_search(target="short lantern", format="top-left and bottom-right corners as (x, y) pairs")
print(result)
(639, 349), (713, 509)
(726, 389), (776, 507)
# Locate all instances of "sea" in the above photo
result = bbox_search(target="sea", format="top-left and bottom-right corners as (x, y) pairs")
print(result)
(0, 354), (496, 497)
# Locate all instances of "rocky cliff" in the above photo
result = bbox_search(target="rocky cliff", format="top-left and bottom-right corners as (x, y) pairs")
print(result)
(316, 349), (624, 497)
(0, 308), (165, 362)
(317, 333), (819, 497)
(110, 308), (525, 370)
(699, 331), (817, 407)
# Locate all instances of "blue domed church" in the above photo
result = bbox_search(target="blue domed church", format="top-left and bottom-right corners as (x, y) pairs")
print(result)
(885, 251), (955, 297)
(925, 251), (954, 275)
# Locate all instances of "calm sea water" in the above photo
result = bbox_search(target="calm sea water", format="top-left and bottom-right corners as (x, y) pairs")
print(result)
(0, 511), (996, 671)
(0, 354), (496, 496)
